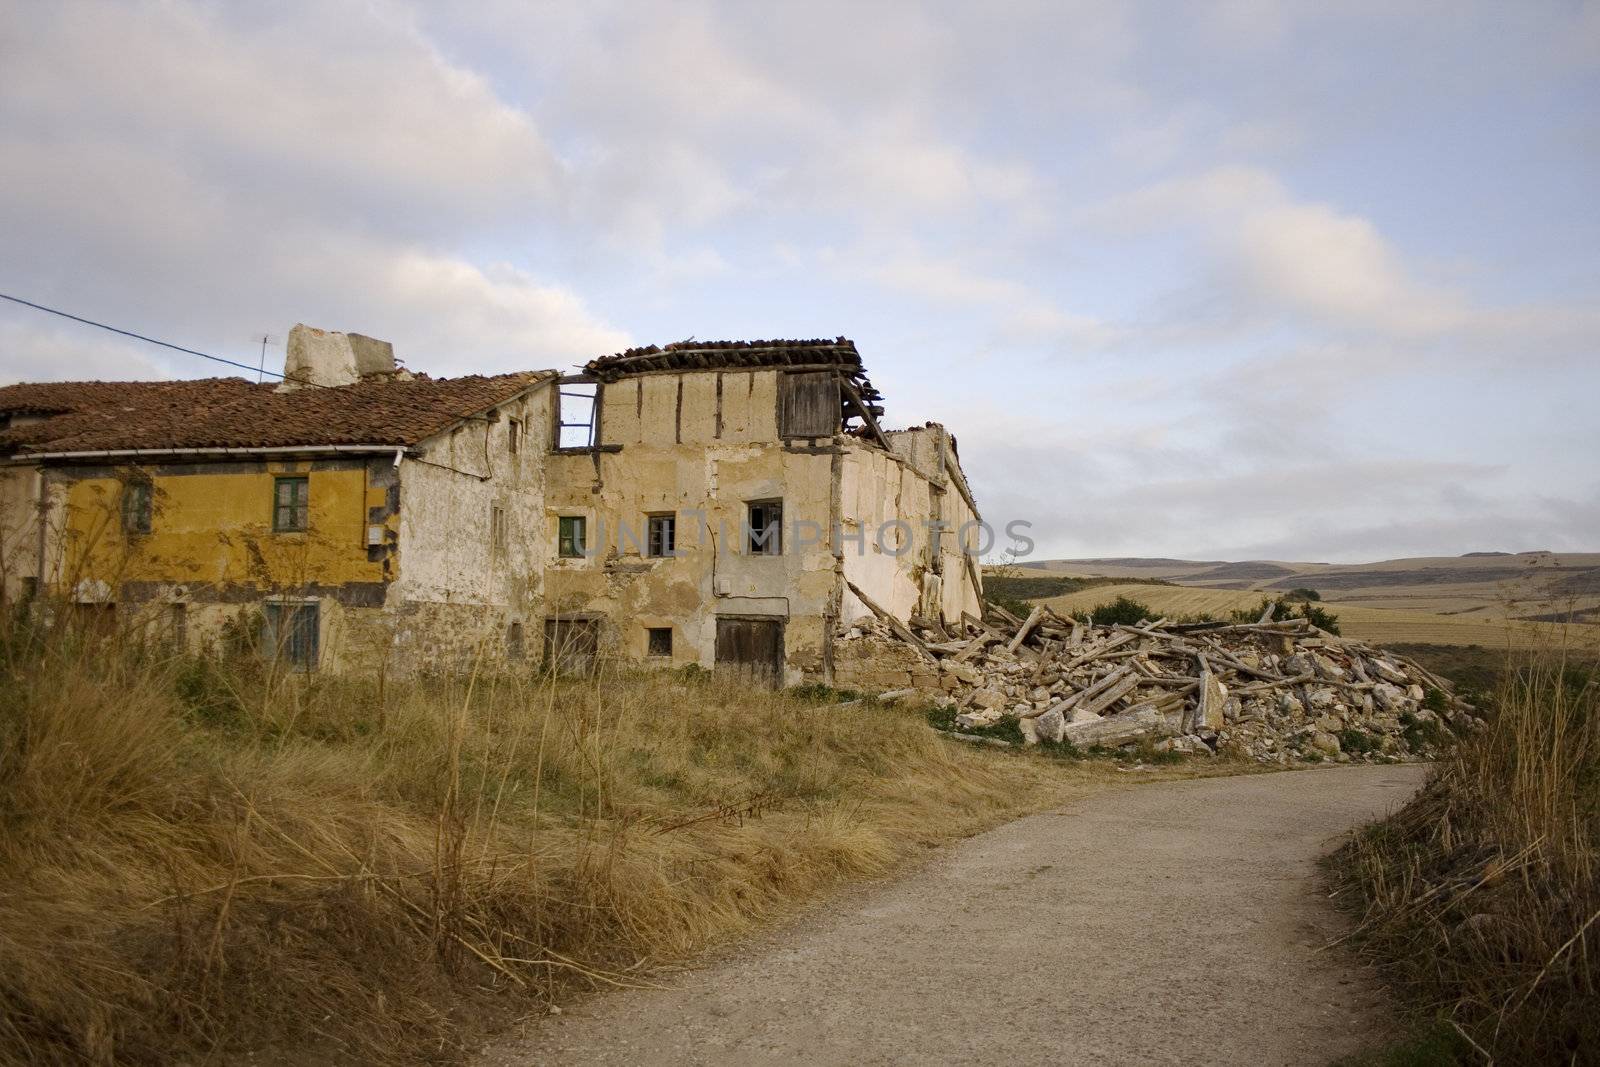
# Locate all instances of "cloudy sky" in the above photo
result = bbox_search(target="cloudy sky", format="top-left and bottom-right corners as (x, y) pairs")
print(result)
(3, 1), (1597, 563)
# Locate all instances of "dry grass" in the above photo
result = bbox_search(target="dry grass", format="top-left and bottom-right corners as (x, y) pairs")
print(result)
(0, 615), (1138, 1065)
(1329, 645), (1600, 1064)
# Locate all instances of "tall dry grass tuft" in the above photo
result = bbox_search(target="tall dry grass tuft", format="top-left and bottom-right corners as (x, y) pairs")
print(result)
(1331, 643), (1599, 1064)
(0, 612), (1087, 1064)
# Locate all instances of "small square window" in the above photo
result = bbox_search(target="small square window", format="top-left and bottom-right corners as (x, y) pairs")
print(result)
(491, 505), (508, 553)
(647, 513), (676, 557)
(558, 515), (587, 558)
(508, 417), (522, 454)
(273, 476), (309, 532)
(122, 480), (152, 535)
(746, 500), (782, 555)
(646, 627), (672, 657)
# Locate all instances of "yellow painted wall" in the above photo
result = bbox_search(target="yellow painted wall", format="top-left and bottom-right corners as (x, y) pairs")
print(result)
(49, 460), (387, 597)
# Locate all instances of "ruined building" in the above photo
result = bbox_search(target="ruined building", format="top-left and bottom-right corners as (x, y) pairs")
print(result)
(0, 327), (982, 685)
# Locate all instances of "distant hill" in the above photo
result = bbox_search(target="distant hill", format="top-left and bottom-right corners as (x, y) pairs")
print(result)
(1013, 553), (1600, 633)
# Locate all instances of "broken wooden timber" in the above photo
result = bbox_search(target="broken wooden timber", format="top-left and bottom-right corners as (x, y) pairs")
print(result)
(1006, 605), (1047, 654)
(845, 580), (935, 662)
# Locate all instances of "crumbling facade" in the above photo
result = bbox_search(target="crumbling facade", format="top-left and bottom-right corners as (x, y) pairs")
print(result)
(0, 330), (981, 684)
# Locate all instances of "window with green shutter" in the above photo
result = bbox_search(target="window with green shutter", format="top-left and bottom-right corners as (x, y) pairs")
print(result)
(273, 476), (309, 532)
(558, 515), (586, 558)
(121, 480), (152, 535)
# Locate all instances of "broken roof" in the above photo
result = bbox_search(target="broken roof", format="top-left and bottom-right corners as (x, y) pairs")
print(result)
(584, 337), (883, 403)
(0, 372), (551, 457)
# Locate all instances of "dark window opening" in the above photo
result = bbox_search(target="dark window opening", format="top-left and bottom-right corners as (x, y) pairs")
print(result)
(508, 417), (522, 454)
(122, 480), (152, 534)
(263, 602), (319, 669)
(558, 515), (587, 558)
(746, 500), (782, 555)
(647, 513), (675, 557)
(507, 621), (525, 660)
(646, 626), (673, 657)
(556, 381), (598, 449)
(273, 476), (309, 532)
(779, 370), (841, 438)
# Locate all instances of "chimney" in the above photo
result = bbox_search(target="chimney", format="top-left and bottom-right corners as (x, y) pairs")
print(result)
(279, 324), (396, 390)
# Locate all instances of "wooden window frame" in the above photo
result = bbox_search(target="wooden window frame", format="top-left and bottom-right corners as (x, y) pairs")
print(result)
(121, 479), (152, 535)
(557, 515), (587, 558)
(272, 476), (310, 533)
(646, 512), (676, 558)
(262, 601), (320, 669)
(490, 504), (508, 554)
(746, 499), (783, 556)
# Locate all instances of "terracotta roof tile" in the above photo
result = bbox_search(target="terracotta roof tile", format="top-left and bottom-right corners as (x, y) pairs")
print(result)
(0, 373), (550, 456)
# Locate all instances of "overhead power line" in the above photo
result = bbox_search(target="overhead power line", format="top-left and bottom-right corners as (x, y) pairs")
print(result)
(0, 291), (325, 387)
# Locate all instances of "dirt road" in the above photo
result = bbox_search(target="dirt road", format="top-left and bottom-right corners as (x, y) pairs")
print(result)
(483, 764), (1427, 1066)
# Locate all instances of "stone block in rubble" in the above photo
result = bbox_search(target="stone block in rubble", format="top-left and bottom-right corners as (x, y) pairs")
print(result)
(971, 688), (1008, 710)
(1031, 706), (1066, 745)
(956, 709), (1002, 730)
(1371, 682), (1407, 711)
(1368, 658), (1411, 685)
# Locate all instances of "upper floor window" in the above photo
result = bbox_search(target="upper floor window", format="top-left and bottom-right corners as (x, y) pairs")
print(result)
(779, 371), (841, 438)
(558, 515), (587, 558)
(273, 476), (309, 532)
(507, 417), (522, 454)
(647, 513), (676, 557)
(122, 480), (152, 535)
(491, 505), (508, 554)
(746, 500), (782, 555)
(556, 381), (598, 449)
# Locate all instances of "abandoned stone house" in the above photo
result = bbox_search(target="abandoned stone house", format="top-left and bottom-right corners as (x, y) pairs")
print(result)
(0, 326), (982, 685)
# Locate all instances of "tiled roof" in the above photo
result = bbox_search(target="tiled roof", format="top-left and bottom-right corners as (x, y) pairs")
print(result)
(0, 372), (551, 456)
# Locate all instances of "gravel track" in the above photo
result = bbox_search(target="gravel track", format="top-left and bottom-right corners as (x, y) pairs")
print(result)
(482, 764), (1427, 1066)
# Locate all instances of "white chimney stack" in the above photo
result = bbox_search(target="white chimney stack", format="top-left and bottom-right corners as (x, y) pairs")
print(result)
(279, 324), (397, 390)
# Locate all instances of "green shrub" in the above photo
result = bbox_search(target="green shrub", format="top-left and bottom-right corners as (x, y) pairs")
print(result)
(1072, 596), (1155, 627)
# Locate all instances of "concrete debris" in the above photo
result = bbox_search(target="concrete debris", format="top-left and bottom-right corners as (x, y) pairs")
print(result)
(840, 604), (1479, 763)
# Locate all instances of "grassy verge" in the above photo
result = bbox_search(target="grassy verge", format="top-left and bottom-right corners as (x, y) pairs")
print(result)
(1328, 645), (1599, 1064)
(0, 622), (1158, 1064)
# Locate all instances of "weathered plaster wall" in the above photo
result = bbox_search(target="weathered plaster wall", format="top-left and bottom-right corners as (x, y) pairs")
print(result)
(539, 368), (835, 683)
(840, 425), (983, 629)
(390, 384), (551, 664)
(46, 459), (385, 597)
(0, 465), (41, 604)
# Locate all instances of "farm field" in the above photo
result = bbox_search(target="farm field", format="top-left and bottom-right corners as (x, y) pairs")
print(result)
(1014, 551), (1600, 637)
(1035, 581), (1600, 650)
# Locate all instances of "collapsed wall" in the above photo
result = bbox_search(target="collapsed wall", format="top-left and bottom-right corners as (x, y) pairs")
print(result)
(836, 603), (1482, 764)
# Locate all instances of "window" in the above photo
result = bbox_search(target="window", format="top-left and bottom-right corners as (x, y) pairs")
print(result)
(122, 480), (152, 534)
(491, 505), (508, 553)
(558, 515), (587, 558)
(506, 621), (525, 661)
(263, 602), (319, 669)
(556, 381), (598, 449)
(646, 626), (673, 657)
(273, 476), (309, 532)
(646, 513), (676, 557)
(507, 417), (522, 454)
(779, 371), (841, 437)
(746, 500), (782, 555)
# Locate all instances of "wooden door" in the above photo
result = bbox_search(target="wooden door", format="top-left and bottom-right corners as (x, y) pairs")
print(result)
(715, 616), (784, 688)
(544, 617), (599, 676)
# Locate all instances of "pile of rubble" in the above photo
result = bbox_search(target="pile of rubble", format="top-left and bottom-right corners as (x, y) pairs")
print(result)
(837, 586), (1480, 763)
